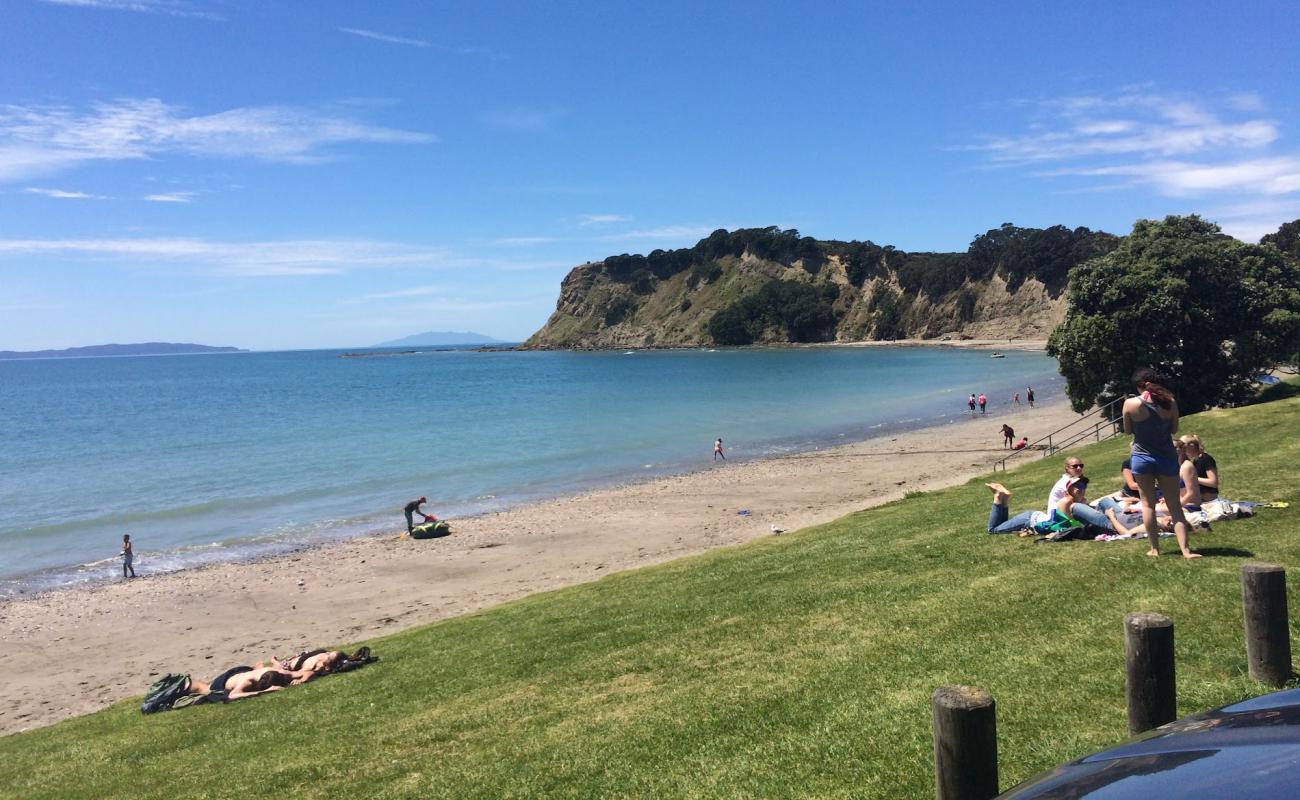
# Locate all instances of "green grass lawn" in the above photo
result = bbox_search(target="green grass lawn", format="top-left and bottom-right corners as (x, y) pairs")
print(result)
(3, 397), (1298, 799)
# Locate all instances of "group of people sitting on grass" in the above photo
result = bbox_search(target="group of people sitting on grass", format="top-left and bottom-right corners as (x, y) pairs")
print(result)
(142, 646), (377, 713)
(984, 368), (1255, 559)
(986, 437), (1221, 541)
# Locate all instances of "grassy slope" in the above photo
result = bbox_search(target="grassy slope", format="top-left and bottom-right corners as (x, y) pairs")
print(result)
(3, 398), (1298, 799)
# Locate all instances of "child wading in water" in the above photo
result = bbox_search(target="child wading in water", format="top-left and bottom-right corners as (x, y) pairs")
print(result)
(121, 534), (136, 578)
(713, 438), (725, 461)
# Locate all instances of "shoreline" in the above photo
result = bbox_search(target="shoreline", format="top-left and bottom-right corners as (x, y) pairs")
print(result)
(0, 395), (1082, 736)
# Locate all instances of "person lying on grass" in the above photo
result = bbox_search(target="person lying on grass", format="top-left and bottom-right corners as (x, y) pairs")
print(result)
(186, 665), (312, 701)
(986, 478), (1108, 537)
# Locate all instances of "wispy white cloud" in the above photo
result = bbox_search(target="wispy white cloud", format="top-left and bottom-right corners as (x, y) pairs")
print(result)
(338, 27), (430, 48)
(0, 237), (455, 277)
(0, 237), (571, 277)
(493, 236), (561, 246)
(356, 284), (445, 301)
(962, 89), (1300, 239)
(577, 214), (630, 227)
(484, 108), (565, 132)
(41, 0), (222, 20)
(602, 225), (719, 241)
(1203, 199), (1300, 243)
(1047, 155), (1300, 197)
(0, 98), (433, 182)
(23, 186), (110, 199)
(143, 191), (197, 203)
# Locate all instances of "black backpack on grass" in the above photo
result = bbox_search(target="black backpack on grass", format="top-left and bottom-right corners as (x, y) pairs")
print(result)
(141, 673), (191, 714)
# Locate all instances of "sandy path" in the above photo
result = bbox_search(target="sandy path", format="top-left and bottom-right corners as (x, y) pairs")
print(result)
(0, 396), (1083, 736)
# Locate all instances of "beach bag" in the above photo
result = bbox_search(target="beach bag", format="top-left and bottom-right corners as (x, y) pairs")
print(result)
(1033, 510), (1087, 541)
(141, 673), (191, 714)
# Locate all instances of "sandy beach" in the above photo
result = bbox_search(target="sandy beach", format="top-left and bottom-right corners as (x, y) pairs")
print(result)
(0, 390), (1083, 736)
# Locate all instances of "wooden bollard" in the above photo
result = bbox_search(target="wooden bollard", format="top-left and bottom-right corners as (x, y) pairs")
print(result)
(1124, 612), (1176, 734)
(932, 685), (998, 800)
(1242, 563), (1292, 687)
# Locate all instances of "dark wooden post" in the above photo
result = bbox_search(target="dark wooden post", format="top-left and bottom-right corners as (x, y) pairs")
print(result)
(932, 685), (998, 800)
(1125, 612), (1176, 734)
(1242, 563), (1292, 687)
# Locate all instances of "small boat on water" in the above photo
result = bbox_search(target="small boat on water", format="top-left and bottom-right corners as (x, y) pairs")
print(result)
(990, 352), (1005, 358)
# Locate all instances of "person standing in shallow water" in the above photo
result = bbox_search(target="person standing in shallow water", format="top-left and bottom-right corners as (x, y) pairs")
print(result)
(978, 393), (988, 414)
(713, 438), (725, 461)
(1026, 386), (1035, 407)
(968, 394), (977, 413)
(121, 534), (136, 579)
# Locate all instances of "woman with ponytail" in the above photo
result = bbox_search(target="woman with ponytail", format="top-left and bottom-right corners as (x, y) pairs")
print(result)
(1122, 369), (1200, 559)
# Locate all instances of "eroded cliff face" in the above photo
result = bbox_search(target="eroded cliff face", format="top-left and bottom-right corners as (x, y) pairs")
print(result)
(524, 253), (1066, 349)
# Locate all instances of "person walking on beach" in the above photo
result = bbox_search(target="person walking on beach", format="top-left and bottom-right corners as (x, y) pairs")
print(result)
(403, 496), (433, 534)
(1000, 424), (1015, 449)
(968, 393), (977, 413)
(1026, 386), (1035, 407)
(978, 393), (988, 415)
(1123, 368), (1199, 559)
(121, 534), (136, 579)
(713, 438), (725, 461)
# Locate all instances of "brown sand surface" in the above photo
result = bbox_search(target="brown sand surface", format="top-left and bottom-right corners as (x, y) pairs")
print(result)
(0, 396), (1083, 736)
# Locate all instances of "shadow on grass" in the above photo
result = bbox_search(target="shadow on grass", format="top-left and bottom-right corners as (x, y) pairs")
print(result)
(1195, 547), (1256, 558)
(1252, 380), (1300, 405)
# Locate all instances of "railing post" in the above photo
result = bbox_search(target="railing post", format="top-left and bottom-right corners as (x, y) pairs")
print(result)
(1125, 612), (1176, 734)
(1242, 564), (1292, 687)
(932, 685), (998, 800)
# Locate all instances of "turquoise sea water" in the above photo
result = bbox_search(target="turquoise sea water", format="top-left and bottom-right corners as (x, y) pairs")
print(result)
(0, 346), (1062, 595)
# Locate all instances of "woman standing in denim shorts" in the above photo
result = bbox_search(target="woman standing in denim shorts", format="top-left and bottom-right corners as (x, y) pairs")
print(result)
(1122, 368), (1200, 559)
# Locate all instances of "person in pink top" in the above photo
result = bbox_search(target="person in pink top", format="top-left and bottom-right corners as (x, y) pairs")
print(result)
(978, 393), (987, 414)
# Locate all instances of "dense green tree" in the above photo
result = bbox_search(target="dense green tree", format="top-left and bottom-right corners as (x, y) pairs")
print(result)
(1262, 219), (1300, 262)
(1047, 215), (1300, 413)
(707, 280), (839, 344)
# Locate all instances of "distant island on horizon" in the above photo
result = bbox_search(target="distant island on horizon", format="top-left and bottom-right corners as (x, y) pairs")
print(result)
(373, 331), (505, 347)
(0, 342), (246, 360)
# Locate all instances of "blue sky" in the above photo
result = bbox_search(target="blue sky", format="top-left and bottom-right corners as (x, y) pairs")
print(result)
(2, 1), (1298, 350)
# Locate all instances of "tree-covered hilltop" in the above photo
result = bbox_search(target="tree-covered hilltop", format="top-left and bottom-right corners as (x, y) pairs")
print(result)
(524, 224), (1119, 349)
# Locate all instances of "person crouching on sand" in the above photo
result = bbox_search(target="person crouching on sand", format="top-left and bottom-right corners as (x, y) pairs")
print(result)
(404, 496), (434, 533)
(1000, 424), (1015, 449)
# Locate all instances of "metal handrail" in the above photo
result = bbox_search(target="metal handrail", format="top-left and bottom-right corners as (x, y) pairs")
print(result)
(992, 394), (1130, 472)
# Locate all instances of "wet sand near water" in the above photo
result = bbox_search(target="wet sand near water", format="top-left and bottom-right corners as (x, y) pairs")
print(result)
(0, 396), (1082, 736)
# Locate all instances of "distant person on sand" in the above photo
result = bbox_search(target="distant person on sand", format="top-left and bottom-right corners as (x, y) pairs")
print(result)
(968, 393), (977, 413)
(121, 534), (136, 579)
(1026, 386), (1035, 407)
(978, 393), (988, 414)
(714, 438), (725, 461)
(403, 496), (433, 534)
(1000, 424), (1015, 449)
(1013, 392), (1021, 406)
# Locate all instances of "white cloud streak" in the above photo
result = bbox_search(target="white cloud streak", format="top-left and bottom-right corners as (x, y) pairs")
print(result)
(338, 27), (430, 48)
(963, 90), (1300, 238)
(143, 191), (196, 203)
(23, 186), (110, 199)
(0, 98), (433, 182)
(41, 0), (222, 20)
(0, 237), (455, 277)
(577, 214), (630, 226)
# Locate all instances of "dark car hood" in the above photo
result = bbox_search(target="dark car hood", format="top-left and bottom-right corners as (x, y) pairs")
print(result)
(999, 688), (1300, 798)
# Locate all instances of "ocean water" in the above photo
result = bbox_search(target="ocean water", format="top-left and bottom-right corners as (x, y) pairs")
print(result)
(0, 346), (1062, 595)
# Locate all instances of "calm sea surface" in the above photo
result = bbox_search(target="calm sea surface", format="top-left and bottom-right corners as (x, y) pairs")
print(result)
(0, 346), (1062, 595)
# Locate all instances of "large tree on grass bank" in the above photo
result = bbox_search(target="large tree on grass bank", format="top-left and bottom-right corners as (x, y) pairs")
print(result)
(1047, 215), (1300, 414)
